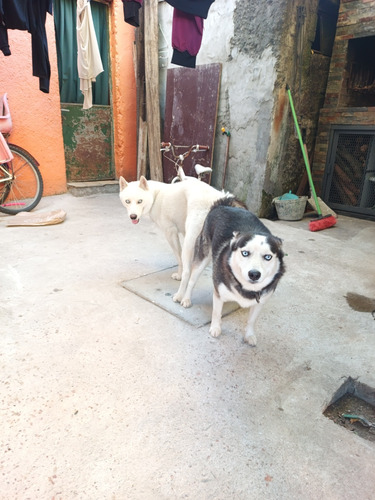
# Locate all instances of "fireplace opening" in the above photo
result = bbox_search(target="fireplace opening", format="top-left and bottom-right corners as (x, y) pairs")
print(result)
(322, 127), (375, 220)
(343, 36), (375, 107)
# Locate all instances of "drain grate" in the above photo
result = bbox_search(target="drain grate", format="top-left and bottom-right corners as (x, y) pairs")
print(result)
(324, 377), (375, 442)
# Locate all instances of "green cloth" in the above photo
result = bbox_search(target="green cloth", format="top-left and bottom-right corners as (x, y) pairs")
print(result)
(53, 0), (109, 105)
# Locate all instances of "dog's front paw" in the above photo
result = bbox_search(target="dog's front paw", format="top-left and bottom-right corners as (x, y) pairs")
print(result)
(244, 333), (257, 346)
(209, 324), (221, 338)
(180, 297), (192, 308)
(171, 272), (182, 281)
(172, 293), (182, 303)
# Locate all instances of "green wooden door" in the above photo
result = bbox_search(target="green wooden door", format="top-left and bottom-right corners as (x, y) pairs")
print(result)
(53, 0), (114, 181)
(61, 104), (113, 181)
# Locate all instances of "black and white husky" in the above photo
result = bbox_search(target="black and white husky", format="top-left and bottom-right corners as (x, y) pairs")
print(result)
(179, 199), (286, 346)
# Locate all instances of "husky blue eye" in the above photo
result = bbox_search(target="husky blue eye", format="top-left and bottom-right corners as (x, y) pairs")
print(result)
(241, 250), (250, 257)
(264, 254), (272, 261)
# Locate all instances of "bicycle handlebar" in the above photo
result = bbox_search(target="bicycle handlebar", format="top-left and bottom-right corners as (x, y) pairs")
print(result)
(160, 142), (209, 154)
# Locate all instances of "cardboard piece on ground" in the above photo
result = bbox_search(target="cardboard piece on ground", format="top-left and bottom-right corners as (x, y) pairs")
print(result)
(6, 209), (66, 227)
(308, 197), (337, 218)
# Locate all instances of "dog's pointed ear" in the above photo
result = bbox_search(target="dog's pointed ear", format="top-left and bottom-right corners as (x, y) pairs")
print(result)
(139, 176), (149, 190)
(119, 176), (128, 191)
(230, 231), (240, 251)
(268, 235), (284, 256)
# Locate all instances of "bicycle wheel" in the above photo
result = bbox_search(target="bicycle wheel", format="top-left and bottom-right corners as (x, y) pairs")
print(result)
(0, 144), (43, 215)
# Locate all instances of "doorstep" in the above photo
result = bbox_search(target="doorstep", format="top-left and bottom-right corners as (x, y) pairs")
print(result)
(67, 180), (119, 197)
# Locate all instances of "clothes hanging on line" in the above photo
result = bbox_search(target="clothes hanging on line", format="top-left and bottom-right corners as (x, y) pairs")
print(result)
(0, 0), (52, 93)
(167, 0), (215, 68)
(76, 0), (104, 109)
(122, 0), (215, 68)
(122, 0), (142, 27)
(166, 0), (215, 19)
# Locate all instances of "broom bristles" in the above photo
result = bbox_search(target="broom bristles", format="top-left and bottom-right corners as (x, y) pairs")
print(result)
(309, 215), (337, 232)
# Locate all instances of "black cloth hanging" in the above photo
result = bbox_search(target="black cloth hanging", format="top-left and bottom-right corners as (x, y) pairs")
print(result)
(122, 0), (142, 28)
(0, 0), (53, 93)
(165, 0), (215, 19)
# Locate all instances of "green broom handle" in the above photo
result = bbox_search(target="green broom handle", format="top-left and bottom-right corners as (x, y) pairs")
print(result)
(286, 85), (322, 216)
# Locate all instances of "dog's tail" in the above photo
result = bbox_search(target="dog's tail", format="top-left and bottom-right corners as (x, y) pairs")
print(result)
(214, 195), (248, 210)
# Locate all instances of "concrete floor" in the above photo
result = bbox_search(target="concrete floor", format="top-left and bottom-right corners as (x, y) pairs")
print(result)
(1, 191), (375, 499)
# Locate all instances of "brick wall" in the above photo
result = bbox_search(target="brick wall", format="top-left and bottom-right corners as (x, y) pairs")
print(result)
(313, 0), (375, 193)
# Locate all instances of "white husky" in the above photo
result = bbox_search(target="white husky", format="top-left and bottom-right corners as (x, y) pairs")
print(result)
(119, 176), (227, 300)
(119, 175), (243, 304)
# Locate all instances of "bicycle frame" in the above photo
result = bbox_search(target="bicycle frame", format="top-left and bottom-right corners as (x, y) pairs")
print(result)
(0, 163), (13, 182)
(0, 131), (13, 163)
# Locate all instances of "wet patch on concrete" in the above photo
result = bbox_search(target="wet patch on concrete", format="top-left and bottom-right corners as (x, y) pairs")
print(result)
(121, 266), (239, 327)
(345, 292), (375, 319)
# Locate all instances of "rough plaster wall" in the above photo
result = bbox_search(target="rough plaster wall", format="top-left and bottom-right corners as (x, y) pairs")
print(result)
(220, 49), (277, 211)
(158, 0), (283, 213)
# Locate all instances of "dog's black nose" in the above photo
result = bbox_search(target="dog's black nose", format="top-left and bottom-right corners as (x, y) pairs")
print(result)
(130, 214), (137, 220)
(248, 270), (261, 281)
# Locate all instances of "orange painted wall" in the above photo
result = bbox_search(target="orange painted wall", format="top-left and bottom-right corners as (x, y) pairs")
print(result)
(110, 3), (138, 182)
(0, 4), (137, 195)
(0, 14), (67, 196)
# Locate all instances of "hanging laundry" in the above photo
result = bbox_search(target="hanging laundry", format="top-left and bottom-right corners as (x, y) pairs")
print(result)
(122, 0), (142, 27)
(0, 0), (52, 93)
(166, 0), (215, 19)
(122, 0), (215, 68)
(170, 9), (203, 68)
(76, 0), (104, 109)
(167, 0), (215, 68)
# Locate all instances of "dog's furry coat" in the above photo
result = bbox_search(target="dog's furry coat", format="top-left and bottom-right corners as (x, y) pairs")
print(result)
(119, 176), (245, 303)
(184, 198), (285, 345)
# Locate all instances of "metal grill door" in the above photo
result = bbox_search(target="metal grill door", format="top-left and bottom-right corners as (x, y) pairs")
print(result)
(322, 127), (375, 219)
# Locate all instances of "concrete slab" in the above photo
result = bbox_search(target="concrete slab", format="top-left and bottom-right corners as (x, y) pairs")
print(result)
(121, 266), (239, 327)
(1, 192), (375, 499)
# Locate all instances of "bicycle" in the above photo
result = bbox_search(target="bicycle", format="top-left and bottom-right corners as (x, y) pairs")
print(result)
(0, 93), (43, 215)
(160, 141), (212, 183)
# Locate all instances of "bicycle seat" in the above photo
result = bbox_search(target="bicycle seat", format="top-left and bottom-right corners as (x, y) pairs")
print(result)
(0, 93), (12, 135)
(195, 164), (212, 176)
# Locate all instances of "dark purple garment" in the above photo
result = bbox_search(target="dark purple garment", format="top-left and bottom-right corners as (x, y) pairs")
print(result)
(168, 0), (215, 67)
(122, 0), (215, 68)
(171, 9), (203, 68)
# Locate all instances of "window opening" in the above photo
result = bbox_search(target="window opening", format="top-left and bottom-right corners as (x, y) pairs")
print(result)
(343, 36), (375, 107)
(311, 0), (339, 57)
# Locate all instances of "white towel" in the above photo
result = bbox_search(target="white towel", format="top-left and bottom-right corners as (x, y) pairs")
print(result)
(76, 0), (104, 109)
